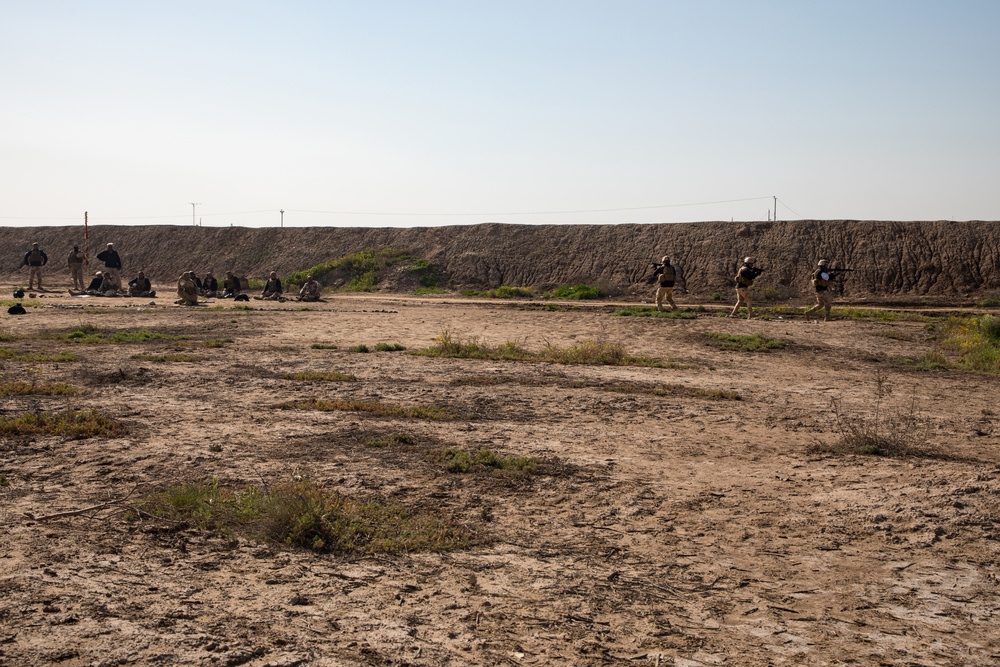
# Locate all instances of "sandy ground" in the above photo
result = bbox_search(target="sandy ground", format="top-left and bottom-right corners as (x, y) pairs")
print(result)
(2, 288), (999, 666)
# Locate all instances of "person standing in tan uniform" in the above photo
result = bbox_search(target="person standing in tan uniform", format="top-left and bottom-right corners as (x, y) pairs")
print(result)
(67, 245), (85, 290)
(729, 257), (763, 319)
(648, 256), (678, 311)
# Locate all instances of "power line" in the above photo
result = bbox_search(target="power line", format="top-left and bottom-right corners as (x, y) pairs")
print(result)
(0, 196), (778, 222)
(776, 198), (805, 219)
(287, 196), (774, 217)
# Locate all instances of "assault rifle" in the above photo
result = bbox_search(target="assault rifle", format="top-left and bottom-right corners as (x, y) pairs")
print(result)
(743, 266), (765, 280)
(827, 268), (854, 275)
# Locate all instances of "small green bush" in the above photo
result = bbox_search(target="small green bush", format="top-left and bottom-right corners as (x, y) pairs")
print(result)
(614, 307), (698, 319)
(548, 284), (602, 300)
(702, 332), (786, 352)
(439, 448), (539, 474)
(374, 342), (406, 352)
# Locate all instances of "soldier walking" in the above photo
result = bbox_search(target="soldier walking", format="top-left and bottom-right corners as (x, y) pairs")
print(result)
(648, 256), (678, 311)
(729, 257), (762, 319)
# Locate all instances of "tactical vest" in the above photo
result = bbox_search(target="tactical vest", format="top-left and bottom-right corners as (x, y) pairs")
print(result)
(735, 267), (753, 287)
(27, 249), (44, 265)
(811, 269), (829, 291)
(658, 265), (676, 286)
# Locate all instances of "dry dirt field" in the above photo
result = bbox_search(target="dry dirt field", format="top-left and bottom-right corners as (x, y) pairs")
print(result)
(2, 289), (999, 666)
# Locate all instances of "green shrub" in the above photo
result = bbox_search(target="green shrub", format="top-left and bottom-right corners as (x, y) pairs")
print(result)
(940, 315), (1000, 373)
(548, 284), (602, 300)
(702, 332), (786, 352)
(614, 307), (698, 319)
(462, 286), (532, 299)
(439, 448), (539, 474)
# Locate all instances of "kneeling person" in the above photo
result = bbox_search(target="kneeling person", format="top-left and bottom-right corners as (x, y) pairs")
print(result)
(176, 271), (199, 306)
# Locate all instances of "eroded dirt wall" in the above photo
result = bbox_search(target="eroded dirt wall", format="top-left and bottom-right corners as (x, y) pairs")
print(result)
(3, 220), (998, 297)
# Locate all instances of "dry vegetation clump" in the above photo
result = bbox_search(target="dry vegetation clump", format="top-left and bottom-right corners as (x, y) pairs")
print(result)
(56, 325), (185, 344)
(614, 306), (700, 319)
(0, 347), (79, 362)
(0, 381), (78, 397)
(276, 397), (459, 420)
(821, 370), (934, 458)
(416, 331), (669, 367)
(605, 382), (742, 401)
(133, 478), (473, 554)
(281, 370), (357, 382)
(0, 409), (127, 438)
(130, 353), (206, 363)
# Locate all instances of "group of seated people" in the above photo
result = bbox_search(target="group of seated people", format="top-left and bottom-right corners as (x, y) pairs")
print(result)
(174, 270), (323, 305)
(72, 270), (129, 297)
(72, 268), (322, 304)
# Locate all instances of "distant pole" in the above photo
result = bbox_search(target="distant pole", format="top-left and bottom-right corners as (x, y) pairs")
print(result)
(280, 209), (284, 228)
(84, 211), (89, 270)
(773, 196), (778, 222)
(190, 202), (201, 226)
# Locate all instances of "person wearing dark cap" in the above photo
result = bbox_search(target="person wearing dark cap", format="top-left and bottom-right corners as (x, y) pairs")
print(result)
(96, 242), (122, 291)
(22, 242), (48, 290)
(67, 244), (85, 290)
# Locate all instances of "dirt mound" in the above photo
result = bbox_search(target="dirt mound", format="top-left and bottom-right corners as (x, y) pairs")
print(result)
(4, 220), (998, 298)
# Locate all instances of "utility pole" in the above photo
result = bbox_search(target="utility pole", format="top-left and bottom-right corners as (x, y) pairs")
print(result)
(280, 209), (284, 228)
(773, 196), (778, 222)
(190, 202), (201, 226)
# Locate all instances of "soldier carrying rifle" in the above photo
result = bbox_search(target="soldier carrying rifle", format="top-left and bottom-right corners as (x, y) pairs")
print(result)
(647, 256), (678, 312)
(804, 259), (853, 321)
(730, 257), (764, 319)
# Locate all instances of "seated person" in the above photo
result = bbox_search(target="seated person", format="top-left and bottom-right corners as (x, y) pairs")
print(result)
(127, 271), (155, 297)
(70, 271), (107, 295)
(190, 272), (203, 291)
(298, 275), (322, 302)
(222, 271), (242, 298)
(202, 271), (218, 297)
(260, 271), (283, 300)
(175, 271), (199, 306)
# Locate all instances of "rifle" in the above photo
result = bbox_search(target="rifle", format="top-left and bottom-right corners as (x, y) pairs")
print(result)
(827, 268), (854, 274)
(745, 267), (765, 280)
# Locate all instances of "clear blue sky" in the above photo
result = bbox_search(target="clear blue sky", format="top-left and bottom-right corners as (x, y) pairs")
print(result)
(2, 1), (997, 227)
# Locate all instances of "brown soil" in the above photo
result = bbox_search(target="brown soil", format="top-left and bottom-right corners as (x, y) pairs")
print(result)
(2, 288), (1000, 666)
